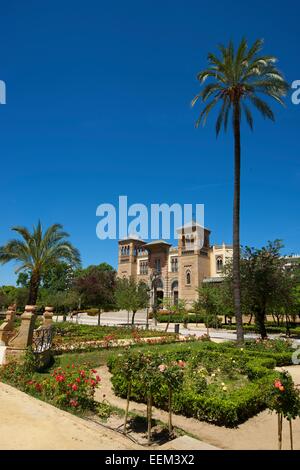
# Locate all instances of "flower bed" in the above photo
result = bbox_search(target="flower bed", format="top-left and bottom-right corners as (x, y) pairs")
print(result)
(53, 334), (181, 353)
(108, 339), (296, 427)
(52, 323), (177, 352)
(52, 322), (205, 353)
(0, 351), (100, 413)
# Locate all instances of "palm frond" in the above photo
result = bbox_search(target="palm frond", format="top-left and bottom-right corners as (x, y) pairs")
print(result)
(192, 38), (286, 132)
(249, 95), (275, 120)
(195, 96), (221, 128)
(242, 103), (254, 130)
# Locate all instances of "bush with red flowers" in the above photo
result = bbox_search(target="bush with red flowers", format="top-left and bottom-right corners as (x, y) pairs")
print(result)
(34, 365), (101, 411)
(265, 370), (300, 449)
(266, 370), (300, 420)
(0, 353), (100, 413)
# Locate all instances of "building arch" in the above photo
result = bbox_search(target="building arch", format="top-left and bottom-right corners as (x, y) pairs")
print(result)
(171, 280), (178, 305)
(216, 256), (223, 272)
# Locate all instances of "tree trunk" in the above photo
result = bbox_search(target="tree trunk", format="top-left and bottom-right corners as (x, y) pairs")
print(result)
(278, 413), (283, 450)
(168, 387), (173, 436)
(232, 100), (244, 344)
(131, 311), (136, 326)
(97, 310), (101, 326)
(289, 419), (293, 450)
(285, 314), (291, 337)
(124, 381), (132, 434)
(28, 270), (41, 305)
(147, 393), (152, 445)
(255, 308), (267, 339)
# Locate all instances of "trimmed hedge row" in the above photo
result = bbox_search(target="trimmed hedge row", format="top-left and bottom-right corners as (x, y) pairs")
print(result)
(108, 341), (288, 427)
(222, 324), (300, 335)
(157, 314), (206, 323)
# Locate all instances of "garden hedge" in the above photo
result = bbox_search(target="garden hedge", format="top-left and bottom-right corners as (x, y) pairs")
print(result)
(108, 340), (293, 427)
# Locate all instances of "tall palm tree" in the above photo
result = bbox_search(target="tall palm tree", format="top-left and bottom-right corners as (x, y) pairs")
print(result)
(192, 38), (288, 342)
(0, 222), (81, 305)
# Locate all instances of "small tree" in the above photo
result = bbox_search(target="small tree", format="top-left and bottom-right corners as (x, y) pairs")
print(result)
(224, 241), (298, 338)
(74, 263), (116, 325)
(162, 298), (186, 331)
(0, 222), (80, 305)
(115, 277), (149, 326)
(158, 360), (185, 436)
(195, 285), (222, 336)
(266, 371), (300, 450)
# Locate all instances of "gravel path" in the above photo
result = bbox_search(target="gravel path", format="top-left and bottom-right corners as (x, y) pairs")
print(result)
(95, 365), (300, 450)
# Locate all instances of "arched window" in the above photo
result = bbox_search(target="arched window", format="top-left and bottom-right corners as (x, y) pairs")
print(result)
(216, 256), (223, 272)
(171, 257), (178, 272)
(171, 280), (178, 291)
(186, 270), (191, 285)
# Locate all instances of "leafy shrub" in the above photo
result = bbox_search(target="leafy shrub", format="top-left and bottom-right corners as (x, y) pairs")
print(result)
(204, 315), (222, 329)
(108, 340), (294, 427)
(0, 355), (100, 413)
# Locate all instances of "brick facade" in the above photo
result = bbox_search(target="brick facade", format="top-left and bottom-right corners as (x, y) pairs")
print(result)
(117, 223), (233, 308)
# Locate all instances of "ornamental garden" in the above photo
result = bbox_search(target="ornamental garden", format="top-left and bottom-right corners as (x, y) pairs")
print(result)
(0, 222), (300, 448)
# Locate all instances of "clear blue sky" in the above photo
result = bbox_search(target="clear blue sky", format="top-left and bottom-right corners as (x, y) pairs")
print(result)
(0, 0), (299, 285)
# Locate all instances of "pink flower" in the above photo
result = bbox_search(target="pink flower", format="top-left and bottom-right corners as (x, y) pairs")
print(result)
(274, 380), (282, 389)
(72, 384), (78, 391)
(178, 360), (186, 368)
(69, 399), (78, 407)
(96, 375), (101, 382)
(80, 370), (85, 377)
(158, 364), (167, 372)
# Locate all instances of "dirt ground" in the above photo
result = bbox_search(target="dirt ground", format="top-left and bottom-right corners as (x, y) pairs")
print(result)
(0, 382), (143, 450)
(95, 365), (300, 450)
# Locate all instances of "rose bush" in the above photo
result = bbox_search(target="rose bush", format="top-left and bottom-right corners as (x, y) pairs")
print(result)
(0, 355), (100, 413)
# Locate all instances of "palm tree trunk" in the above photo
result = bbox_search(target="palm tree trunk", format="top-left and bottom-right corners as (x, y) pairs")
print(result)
(28, 270), (41, 305)
(233, 101), (244, 343)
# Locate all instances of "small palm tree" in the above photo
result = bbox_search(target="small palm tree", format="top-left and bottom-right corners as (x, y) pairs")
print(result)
(192, 38), (288, 342)
(0, 222), (81, 305)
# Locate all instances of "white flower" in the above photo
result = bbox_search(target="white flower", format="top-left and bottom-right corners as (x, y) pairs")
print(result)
(240, 348), (244, 351)
(211, 373), (216, 377)
(222, 386), (227, 391)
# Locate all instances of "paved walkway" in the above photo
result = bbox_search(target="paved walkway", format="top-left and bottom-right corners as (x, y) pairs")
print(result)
(0, 382), (143, 450)
(95, 365), (300, 450)
(62, 311), (300, 345)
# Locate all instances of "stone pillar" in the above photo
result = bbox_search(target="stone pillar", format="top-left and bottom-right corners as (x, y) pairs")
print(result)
(0, 305), (16, 346)
(43, 306), (54, 327)
(8, 305), (37, 349)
